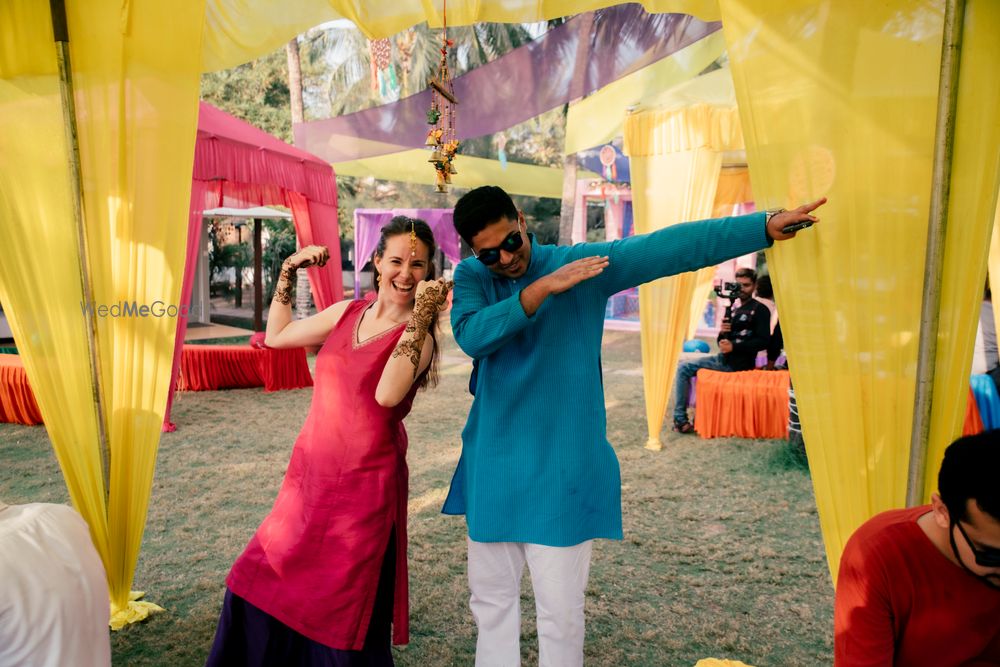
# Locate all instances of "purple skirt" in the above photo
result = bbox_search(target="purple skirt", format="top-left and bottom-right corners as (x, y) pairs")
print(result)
(206, 532), (396, 666)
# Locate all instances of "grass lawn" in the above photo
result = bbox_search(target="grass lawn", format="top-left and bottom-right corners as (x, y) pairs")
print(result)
(0, 329), (833, 666)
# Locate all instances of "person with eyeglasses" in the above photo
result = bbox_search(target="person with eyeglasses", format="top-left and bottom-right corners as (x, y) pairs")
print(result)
(441, 184), (825, 666)
(834, 430), (1000, 666)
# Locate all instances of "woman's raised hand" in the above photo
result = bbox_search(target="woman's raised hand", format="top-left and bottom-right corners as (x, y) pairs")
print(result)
(285, 245), (330, 270)
(415, 278), (454, 312)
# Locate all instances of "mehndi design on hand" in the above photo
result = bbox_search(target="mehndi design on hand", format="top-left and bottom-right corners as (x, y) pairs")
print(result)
(273, 260), (296, 305)
(391, 279), (453, 377)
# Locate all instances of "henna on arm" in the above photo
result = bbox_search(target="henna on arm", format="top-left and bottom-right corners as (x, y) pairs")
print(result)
(391, 282), (445, 378)
(273, 260), (296, 306)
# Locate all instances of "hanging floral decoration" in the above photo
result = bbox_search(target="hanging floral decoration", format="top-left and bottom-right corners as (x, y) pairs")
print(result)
(426, 0), (459, 193)
(368, 37), (398, 100)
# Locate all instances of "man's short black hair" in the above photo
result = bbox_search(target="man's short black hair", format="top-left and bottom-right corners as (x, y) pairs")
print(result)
(735, 267), (757, 283)
(756, 274), (773, 300)
(454, 185), (518, 246)
(938, 430), (1000, 523)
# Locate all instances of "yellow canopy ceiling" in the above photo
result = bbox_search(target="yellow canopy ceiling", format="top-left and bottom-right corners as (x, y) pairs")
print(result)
(202, 0), (722, 71)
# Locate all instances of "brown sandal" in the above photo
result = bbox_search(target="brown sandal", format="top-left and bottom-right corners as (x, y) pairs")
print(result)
(673, 420), (695, 434)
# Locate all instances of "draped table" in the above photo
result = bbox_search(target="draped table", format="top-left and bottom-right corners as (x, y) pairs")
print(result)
(177, 345), (312, 392)
(0, 345), (311, 426)
(694, 370), (791, 439)
(693, 369), (986, 440)
(0, 354), (43, 425)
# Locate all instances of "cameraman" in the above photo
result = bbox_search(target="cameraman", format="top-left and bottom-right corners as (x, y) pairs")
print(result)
(672, 267), (771, 434)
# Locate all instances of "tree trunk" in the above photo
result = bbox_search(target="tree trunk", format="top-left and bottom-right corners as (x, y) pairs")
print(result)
(286, 38), (313, 319)
(286, 38), (304, 127)
(558, 151), (578, 246)
(557, 12), (595, 246)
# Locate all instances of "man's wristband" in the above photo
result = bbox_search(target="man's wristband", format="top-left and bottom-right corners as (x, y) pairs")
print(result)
(764, 208), (786, 239)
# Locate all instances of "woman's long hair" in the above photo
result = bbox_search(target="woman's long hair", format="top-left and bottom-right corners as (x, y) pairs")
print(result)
(371, 216), (440, 389)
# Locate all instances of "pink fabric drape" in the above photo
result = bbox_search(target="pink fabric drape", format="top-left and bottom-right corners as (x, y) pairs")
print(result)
(163, 180), (210, 431)
(288, 193), (342, 309)
(161, 103), (341, 431)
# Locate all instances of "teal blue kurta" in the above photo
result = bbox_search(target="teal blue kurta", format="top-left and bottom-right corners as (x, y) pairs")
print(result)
(442, 212), (771, 546)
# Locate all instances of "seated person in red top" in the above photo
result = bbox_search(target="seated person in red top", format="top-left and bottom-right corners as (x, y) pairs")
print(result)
(834, 430), (1000, 666)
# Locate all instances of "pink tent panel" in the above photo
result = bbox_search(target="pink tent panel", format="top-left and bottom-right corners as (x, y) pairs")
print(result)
(164, 103), (342, 431)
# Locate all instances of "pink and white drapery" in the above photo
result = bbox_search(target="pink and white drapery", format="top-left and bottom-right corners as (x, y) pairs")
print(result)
(163, 103), (341, 431)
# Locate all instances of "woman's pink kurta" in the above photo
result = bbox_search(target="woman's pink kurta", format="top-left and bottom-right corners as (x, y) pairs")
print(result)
(227, 299), (420, 650)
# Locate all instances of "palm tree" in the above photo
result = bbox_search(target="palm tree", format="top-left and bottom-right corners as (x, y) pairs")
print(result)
(285, 38), (315, 317)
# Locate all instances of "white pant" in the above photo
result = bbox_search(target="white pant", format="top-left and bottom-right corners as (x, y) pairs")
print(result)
(468, 538), (593, 667)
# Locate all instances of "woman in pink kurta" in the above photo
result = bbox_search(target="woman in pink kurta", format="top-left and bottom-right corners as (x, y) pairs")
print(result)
(208, 218), (451, 666)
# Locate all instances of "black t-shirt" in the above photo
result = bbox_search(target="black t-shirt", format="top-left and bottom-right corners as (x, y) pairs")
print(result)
(718, 297), (771, 371)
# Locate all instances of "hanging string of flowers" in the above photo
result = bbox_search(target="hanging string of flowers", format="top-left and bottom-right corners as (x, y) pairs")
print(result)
(425, 0), (459, 193)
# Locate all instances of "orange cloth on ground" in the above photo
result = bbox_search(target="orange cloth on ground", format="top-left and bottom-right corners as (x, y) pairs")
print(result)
(963, 388), (984, 436)
(0, 355), (42, 425)
(693, 369), (789, 439)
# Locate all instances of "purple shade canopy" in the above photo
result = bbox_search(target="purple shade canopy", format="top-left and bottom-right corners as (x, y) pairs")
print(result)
(296, 7), (721, 163)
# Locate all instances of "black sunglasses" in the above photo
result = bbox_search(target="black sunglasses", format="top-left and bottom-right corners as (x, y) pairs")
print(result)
(474, 229), (524, 266)
(954, 520), (1000, 568)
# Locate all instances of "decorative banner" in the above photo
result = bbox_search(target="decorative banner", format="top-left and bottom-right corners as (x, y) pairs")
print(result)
(295, 6), (721, 162)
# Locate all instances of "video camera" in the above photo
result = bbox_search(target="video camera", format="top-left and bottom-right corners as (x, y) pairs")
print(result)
(713, 281), (741, 301)
(713, 281), (741, 340)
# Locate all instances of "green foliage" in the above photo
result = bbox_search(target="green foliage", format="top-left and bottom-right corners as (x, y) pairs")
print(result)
(200, 48), (292, 142)
(515, 195), (561, 245)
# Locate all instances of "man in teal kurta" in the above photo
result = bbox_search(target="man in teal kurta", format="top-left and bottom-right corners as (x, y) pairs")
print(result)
(443, 185), (824, 666)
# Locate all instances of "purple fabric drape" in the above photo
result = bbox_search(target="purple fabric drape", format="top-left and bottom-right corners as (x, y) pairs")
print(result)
(295, 7), (721, 162)
(353, 209), (461, 293)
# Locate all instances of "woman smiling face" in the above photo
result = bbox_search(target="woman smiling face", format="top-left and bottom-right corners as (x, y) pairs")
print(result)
(374, 234), (431, 306)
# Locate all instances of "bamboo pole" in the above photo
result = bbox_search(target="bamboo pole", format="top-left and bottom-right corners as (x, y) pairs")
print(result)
(907, 0), (966, 506)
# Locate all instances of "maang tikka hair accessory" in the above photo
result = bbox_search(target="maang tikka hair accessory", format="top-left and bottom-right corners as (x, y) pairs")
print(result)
(409, 220), (417, 256)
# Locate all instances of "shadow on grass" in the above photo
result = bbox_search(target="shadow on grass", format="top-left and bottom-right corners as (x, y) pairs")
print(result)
(767, 436), (811, 473)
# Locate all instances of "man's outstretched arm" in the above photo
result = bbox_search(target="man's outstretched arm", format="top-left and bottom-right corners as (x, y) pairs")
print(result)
(451, 256), (608, 358)
(588, 199), (825, 296)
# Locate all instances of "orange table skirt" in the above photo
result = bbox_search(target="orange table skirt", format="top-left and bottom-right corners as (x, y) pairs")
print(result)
(963, 387), (984, 436)
(0, 345), (312, 425)
(177, 345), (312, 392)
(0, 354), (43, 425)
(693, 370), (984, 440)
(694, 369), (790, 439)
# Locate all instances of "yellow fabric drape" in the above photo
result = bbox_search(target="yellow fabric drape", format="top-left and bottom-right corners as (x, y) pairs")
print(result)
(989, 200), (1000, 340)
(333, 149), (598, 198)
(202, 0), (722, 69)
(625, 86), (744, 450)
(0, 0), (205, 627)
(630, 148), (721, 451)
(687, 168), (755, 339)
(720, 0), (1000, 581)
(923, 0), (1000, 498)
(0, 0), (110, 579)
(564, 31), (727, 156)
